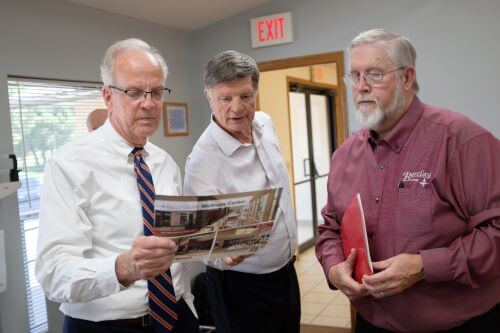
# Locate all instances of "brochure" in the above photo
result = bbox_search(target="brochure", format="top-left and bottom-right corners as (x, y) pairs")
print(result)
(154, 188), (282, 262)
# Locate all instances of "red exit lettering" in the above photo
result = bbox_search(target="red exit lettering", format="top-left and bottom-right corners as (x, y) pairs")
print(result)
(258, 17), (285, 42)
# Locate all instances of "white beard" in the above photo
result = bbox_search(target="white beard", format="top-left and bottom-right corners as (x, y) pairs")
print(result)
(355, 82), (405, 131)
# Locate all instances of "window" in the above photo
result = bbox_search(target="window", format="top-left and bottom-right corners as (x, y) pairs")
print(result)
(8, 77), (105, 333)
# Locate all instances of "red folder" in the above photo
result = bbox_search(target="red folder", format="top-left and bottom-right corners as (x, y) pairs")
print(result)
(340, 193), (373, 283)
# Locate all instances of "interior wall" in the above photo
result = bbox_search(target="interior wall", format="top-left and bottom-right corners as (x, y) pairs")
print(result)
(0, 1), (202, 332)
(311, 63), (338, 85)
(190, 0), (500, 140)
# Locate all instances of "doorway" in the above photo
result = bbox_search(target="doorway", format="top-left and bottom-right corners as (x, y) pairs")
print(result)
(258, 51), (349, 251)
(289, 81), (336, 250)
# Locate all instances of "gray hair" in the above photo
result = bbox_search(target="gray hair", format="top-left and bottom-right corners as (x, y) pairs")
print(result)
(204, 50), (259, 90)
(350, 29), (419, 92)
(100, 38), (168, 86)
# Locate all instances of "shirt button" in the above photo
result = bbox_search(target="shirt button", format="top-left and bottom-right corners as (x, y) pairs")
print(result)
(378, 163), (385, 169)
(374, 196), (380, 203)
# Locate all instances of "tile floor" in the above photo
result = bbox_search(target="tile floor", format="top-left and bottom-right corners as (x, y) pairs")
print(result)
(295, 247), (352, 330)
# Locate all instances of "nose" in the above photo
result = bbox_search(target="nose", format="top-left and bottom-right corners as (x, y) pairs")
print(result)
(140, 92), (155, 109)
(229, 97), (244, 112)
(355, 74), (371, 93)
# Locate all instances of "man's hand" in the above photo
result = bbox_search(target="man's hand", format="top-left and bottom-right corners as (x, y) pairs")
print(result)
(115, 236), (178, 286)
(362, 253), (424, 299)
(328, 249), (369, 300)
(222, 254), (251, 266)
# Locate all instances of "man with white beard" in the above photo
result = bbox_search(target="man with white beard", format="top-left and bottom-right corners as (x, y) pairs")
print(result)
(315, 29), (500, 332)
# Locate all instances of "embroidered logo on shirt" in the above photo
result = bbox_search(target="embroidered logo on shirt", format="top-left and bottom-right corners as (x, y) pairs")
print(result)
(401, 170), (432, 188)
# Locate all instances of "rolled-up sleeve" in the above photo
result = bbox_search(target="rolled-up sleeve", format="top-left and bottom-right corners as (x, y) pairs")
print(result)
(421, 133), (500, 287)
(35, 158), (121, 303)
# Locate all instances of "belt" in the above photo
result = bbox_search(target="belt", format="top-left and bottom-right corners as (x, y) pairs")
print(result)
(109, 314), (151, 327)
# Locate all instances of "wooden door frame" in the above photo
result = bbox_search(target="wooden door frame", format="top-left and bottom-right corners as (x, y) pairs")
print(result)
(258, 51), (349, 145)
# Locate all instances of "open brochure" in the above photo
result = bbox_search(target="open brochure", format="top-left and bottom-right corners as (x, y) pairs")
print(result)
(340, 192), (373, 283)
(154, 188), (282, 263)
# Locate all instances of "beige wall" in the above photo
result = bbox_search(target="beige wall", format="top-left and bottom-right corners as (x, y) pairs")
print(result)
(311, 63), (338, 85)
(259, 66), (310, 179)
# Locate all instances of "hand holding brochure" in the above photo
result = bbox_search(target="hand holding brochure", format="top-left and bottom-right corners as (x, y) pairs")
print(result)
(340, 193), (373, 283)
(154, 188), (282, 262)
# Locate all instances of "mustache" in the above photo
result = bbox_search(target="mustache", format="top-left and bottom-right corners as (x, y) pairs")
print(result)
(356, 94), (377, 103)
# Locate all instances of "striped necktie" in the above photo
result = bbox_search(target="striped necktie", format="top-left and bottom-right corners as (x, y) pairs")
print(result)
(132, 147), (178, 332)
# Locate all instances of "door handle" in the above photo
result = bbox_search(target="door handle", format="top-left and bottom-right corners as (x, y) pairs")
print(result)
(303, 158), (310, 177)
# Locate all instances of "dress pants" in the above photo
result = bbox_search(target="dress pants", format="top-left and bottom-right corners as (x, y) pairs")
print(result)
(206, 257), (300, 333)
(62, 298), (198, 333)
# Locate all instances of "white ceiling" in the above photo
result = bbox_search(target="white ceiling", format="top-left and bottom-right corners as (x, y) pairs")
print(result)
(67, 0), (272, 31)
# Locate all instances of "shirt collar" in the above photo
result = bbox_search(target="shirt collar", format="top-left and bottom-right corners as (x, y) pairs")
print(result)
(209, 114), (264, 157)
(99, 119), (152, 160)
(365, 96), (424, 153)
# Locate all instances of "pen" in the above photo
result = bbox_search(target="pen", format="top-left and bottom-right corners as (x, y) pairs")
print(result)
(398, 180), (405, 189)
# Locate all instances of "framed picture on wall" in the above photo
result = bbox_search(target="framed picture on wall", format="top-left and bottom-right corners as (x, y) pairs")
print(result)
(163, 102), (188, 136)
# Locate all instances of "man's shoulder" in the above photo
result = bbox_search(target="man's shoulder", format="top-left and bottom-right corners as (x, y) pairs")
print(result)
(185, 126), (218, 169)
(254, 111), (277, 132)
(191, 123), (219, 152)
(51, 131), (103, 162)
(146, 141), (174, 161)
(255, 111), (273, 123)
(421, 102), (489, 144)
(145, 142), (181, 178)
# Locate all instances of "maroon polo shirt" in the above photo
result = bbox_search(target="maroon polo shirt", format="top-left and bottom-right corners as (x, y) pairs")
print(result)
(315, 96), (500, 332)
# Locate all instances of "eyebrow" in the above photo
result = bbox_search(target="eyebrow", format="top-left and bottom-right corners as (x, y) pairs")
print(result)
(124, 86), (165, 91)
(350, 66), (384, 73)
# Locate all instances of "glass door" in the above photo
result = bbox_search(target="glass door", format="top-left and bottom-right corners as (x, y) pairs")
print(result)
(289, 83), (335, 250)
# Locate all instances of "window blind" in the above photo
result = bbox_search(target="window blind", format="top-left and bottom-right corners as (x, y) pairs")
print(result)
(8, 77), (105, 333)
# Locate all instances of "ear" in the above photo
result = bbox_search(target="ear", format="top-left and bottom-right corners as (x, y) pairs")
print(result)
(402, 67), (416, 91)
(204, 89), (210, 102)
(103, 86), (113, 112)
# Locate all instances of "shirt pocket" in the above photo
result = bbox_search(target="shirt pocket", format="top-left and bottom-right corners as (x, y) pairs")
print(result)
(395, 182), (433, 237)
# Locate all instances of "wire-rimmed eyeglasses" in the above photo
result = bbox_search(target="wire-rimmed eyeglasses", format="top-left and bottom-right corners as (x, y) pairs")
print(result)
(343, 67), (405, 87)
(109, 85), (171, 101)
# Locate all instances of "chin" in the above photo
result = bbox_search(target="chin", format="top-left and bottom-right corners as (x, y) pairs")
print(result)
(138, 126), (158, 137)
(356, 107), (384, 129)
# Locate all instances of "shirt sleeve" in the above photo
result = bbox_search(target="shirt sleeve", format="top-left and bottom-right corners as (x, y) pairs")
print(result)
(35, 158), (121, 303)
(315, 169), (347, 283)
(183, 153), (220, 196)
(421, 133), (500, 287)
(183, 152), (229, 269)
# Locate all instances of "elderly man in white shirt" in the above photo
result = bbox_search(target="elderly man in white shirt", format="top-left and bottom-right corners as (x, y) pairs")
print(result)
(36, 38), (198, 333)
(184, 50), (300, 333)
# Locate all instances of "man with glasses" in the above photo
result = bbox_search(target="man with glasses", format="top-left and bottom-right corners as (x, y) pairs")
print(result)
(184, 50), (300, 333)
(36, 38), (198, 333)
(315, 29), (500, 332)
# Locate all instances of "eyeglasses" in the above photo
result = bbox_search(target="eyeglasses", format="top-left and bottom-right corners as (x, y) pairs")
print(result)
(343, 67), (405, 87)
(109, 85), (172, 101)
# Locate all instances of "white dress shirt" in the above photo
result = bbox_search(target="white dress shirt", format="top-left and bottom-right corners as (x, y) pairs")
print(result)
(35, 120), (195, 321)
(184, 112), (296, 274)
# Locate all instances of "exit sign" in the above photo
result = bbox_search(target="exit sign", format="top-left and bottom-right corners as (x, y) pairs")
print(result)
(250, 12), (293, 48)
